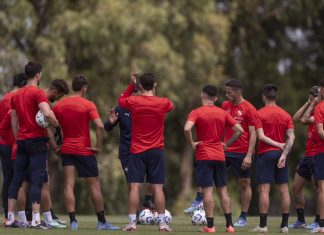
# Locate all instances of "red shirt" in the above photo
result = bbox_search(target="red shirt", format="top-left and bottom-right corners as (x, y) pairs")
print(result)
(118, 84), (173, 154)
(304, 124), (316, 157)
(314, 101), (324, 154)
(255, 105), (294, 155)
(0, 91), (15, 145)
(221, 100), (256, 153)
(0, 110), (15, 147)
(11, 86), (48, 140)
(188, 105), (237, 161)
(53, 96), (100, 156)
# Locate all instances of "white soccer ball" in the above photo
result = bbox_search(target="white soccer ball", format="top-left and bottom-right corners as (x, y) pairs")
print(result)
(35, 110), (49, 128)
(139, 209), (154, 225)
(152, 210), (172, 225)
(191, 210), (207, 225)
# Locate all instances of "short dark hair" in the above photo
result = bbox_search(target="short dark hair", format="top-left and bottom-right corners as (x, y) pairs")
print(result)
(262, 84), (278, 100)
(25, 61), (42, 79)
(309, 86), (319, 97)
(202, 85), (218, 98)
(13, 73), (27, 88)
(225, 79), (243, 91)
(320, 79), (324, 87)
(50, 79), (69, 94)
(72, 74), (88, 92)
(139, 73), (155, 91)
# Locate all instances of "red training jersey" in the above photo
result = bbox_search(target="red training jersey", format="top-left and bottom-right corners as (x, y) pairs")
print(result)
(304, 123), (316, 157)
(53, 96), (100, 156)
(0, 110), (15, 147)
(118, 84), (173, 154)
(255, 105), (294, 155)
(313, 101), (324, 154)
(0, 91), (15, 145)
(11, 86), (48, 140)
(221, 100), (256, 153)
(11, 144), (17, 160)
(188, 105), (237, 161)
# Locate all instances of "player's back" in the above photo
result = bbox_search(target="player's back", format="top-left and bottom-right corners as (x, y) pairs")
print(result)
(0, 91), (15, 121)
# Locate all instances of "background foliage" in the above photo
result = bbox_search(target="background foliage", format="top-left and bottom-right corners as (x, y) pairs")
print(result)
(0, 0), (322, 215)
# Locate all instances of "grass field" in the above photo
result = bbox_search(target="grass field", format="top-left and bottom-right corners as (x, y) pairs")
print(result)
(0, 215), (317, 234)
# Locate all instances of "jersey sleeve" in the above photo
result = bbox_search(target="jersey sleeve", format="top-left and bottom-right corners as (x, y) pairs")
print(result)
(118, 84), (135, 110)
(225, 112), (237, 127)
(88, 102), (100, 120)
(286, 115), (294, 129)
(187, 110), (198, 123)
(254, 112), (263, 129)
(247, 106), (257, 126)
(314, 105), (324, 124)
(0, 111), (10, 138)
(35, 89), (49, 104)
(163, 98), (174, 112)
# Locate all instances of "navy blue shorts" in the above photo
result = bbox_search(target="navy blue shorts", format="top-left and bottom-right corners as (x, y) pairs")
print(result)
(296, 156), (314, 181)
(61, 154), (99, 178)
(120, 157), (129, 182)
(225, 152), (252, 178)
(128, 148), (165, 184)
(314, 153), (324, 180)
(255, 150), (289, 184)
(196, 160), (227, 187)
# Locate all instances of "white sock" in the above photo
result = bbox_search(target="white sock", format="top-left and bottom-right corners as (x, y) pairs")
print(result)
(18, 211), (27, 223)
(43, 211), (53, 222)
(32, 212), (40, 226)
(158, 214), (165, 225)
(128, 214), (136, 224)
(7, 211), (15, 223)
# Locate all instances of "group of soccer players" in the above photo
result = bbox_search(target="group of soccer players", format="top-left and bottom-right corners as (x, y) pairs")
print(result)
(1, 61), (324, 233)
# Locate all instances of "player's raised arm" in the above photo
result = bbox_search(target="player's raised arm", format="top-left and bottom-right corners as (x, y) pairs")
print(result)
(118, 73), (137, 109)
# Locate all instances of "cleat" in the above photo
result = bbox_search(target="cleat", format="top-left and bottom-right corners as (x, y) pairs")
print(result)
(309, 226), (324, 233)
(3, 218), (8, 225)
(184, 200), (203, 215)
(280, 226), (289, 233)
(234, 217), (247, 227)
(46, 220), (66, 228)
(14, 220), (30, 228)
(159, 224), (172, 232)
(122, 223), (136, 231)
(54, 219), (67, 225)
(200, 226), (216, 233)
(250, 226), (268, 233)
(226, 225), (235, 233)
(96, 221), (120, 230)
(289, 220), (306, 229)
(70, 221), (78, 231)
(30, 221), (48, 229)
(307, 222), (320, 230)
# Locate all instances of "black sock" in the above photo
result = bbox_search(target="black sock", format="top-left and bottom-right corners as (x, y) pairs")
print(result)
(319, 219), (324, 227)
(296, 208), (305, 222)
(25, 210), (32, 222)
(316, 214), (320, 223)
(68, 212), (77, 223)
(144, 194), (153, 202)
(260, 214), (267, 228)
(50, 208), (58, 220)
(239, 211), (247, 220)
(281, 213), (289, 228)
(96, 210), (106, 223)
(4, 210), (8, 219)
(224, 213), (233, 227)
(195, 192), (203, 202)
(206, 217), (214, 228)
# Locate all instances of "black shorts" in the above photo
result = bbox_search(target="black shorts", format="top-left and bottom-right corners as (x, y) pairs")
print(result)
(225, 152), (252, 178)
(314, 153), (324, 181)
(128, 148), (165, 184)
(61, 154), (99, 178)
(196, 160), (227, 188)
(120, 157), (129, 182)
(296, 156), (314, 181)
(255, 150), (289, 184)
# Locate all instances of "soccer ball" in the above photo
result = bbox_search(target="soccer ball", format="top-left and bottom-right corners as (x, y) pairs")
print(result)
(139, 209), (154, 225)
(35, 110), (49, 128)
(152, 210), (172, 225)
(191, 210), (207, 225)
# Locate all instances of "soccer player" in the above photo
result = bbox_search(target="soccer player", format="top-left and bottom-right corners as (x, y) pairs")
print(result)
(289, 86), (320, 230)
(251, 84), (295, 233)
(184, 85), (243, 233)
(53, 74), (119, 231)
(119, 72), (173, 232)
(0, 73), (27, 223)
(221, 79), (256, 227)
(312, 79), (324, 233)
(105, 100), (155, 210)
(6, 61), (60, 228)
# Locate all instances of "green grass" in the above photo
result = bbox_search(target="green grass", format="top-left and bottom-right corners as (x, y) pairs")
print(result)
(0, 215), (317, 234)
